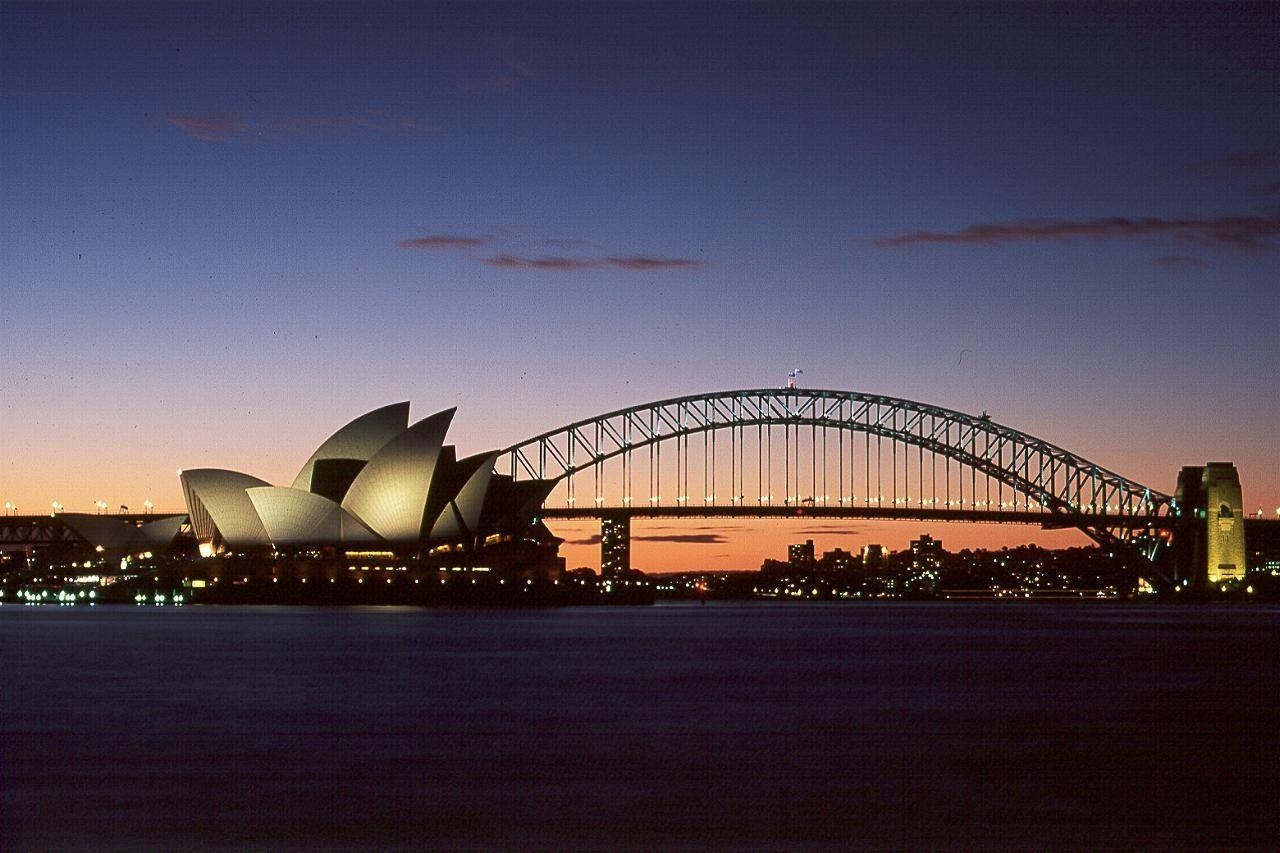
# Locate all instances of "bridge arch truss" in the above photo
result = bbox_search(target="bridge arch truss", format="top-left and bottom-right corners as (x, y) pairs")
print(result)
(499, 389), (1172, 543)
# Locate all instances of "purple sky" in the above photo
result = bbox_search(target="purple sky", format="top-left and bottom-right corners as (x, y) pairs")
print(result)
(2, 2), (1277, 569)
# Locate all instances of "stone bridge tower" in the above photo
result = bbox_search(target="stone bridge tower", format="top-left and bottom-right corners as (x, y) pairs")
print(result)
(1174, 462), (1248, 585)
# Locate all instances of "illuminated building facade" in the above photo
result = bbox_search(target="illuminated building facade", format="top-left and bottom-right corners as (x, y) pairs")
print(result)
(788, 539), (816, 568)
(601, 515), (630, 578)
(179, 403), (560, 571)
(907, 534), (944, 595)
(861, 544), (886, 569)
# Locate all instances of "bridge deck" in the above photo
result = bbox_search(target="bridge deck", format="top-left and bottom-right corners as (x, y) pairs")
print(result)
(538, 506), (1181, 529)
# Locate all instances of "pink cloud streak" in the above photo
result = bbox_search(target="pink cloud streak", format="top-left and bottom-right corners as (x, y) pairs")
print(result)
(395, 235), (490, 250)
(872, 215), (1280, 252)
(482, 254), (705, 271)
(165, 113), (247, 141)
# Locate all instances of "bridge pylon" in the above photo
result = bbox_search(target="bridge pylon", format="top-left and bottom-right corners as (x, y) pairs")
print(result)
(1171, 463), (1248, 587)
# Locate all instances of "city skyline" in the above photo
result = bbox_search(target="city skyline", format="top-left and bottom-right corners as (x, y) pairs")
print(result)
(3, 2), (1278, 570)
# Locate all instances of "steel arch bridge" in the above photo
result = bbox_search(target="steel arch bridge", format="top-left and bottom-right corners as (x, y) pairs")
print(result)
(498, 388), (1176, 551)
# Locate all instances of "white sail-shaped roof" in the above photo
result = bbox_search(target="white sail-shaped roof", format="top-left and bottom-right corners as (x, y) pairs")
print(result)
(429, 451), (499, 541)
(340, 408), (456, 544)
(291, 402), (411, 493)
(180, 469), (271, 548)
(247, 487), (381, 547)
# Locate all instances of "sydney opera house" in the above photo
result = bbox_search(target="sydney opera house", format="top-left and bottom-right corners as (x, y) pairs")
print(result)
(179, 403), (561, 573)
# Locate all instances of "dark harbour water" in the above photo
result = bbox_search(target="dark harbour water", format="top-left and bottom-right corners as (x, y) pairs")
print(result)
(2, 603), (1278, 851)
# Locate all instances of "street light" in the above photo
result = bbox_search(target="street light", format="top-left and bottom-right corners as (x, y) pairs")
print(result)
(51, 501), (63, 515)
(3, 502), (12, 516)
(144, 499), (153, 515)
(95, 500), (108, 515)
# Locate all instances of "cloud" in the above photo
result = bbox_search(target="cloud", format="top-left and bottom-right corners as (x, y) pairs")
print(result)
(605, 256), (706, 270)
(1152, 254), (1207, 271)
(791, 526), (864, 536)
(481, 254), (706, 271)
(166, 110), (425, 141)
(395, 235), (490, 250)
(636, 533), (727, 544)
(483, 254), (601, 270)
(166, 113), (247, 141)
(564, 532), (727, 546)
(870, 215), (1280, 253)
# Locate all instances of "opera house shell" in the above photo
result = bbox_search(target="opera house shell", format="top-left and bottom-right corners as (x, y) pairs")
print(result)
(180, 403), (556, 559)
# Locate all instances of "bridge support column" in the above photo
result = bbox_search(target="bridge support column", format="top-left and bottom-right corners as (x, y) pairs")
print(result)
(1172, 463), (1248, 587)
(601, 514), (631, 579)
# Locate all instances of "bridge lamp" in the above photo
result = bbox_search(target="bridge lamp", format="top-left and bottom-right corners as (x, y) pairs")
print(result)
(594, 496), (604, 505)
(144, 499), (153, 514)
(3, 502), (11, 515)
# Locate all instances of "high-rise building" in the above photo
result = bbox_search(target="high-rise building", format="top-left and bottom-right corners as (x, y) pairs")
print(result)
(861, 544), (886, 567)
(908, 533), (944, 594)
(788, 539), (816, 568)
(601, 515), (630, 578)
(910, 534), (944, 561)
(822, 548), (854, 573)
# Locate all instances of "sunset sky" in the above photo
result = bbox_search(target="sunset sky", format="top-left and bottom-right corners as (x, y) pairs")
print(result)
(3, 2), (1277, 570)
